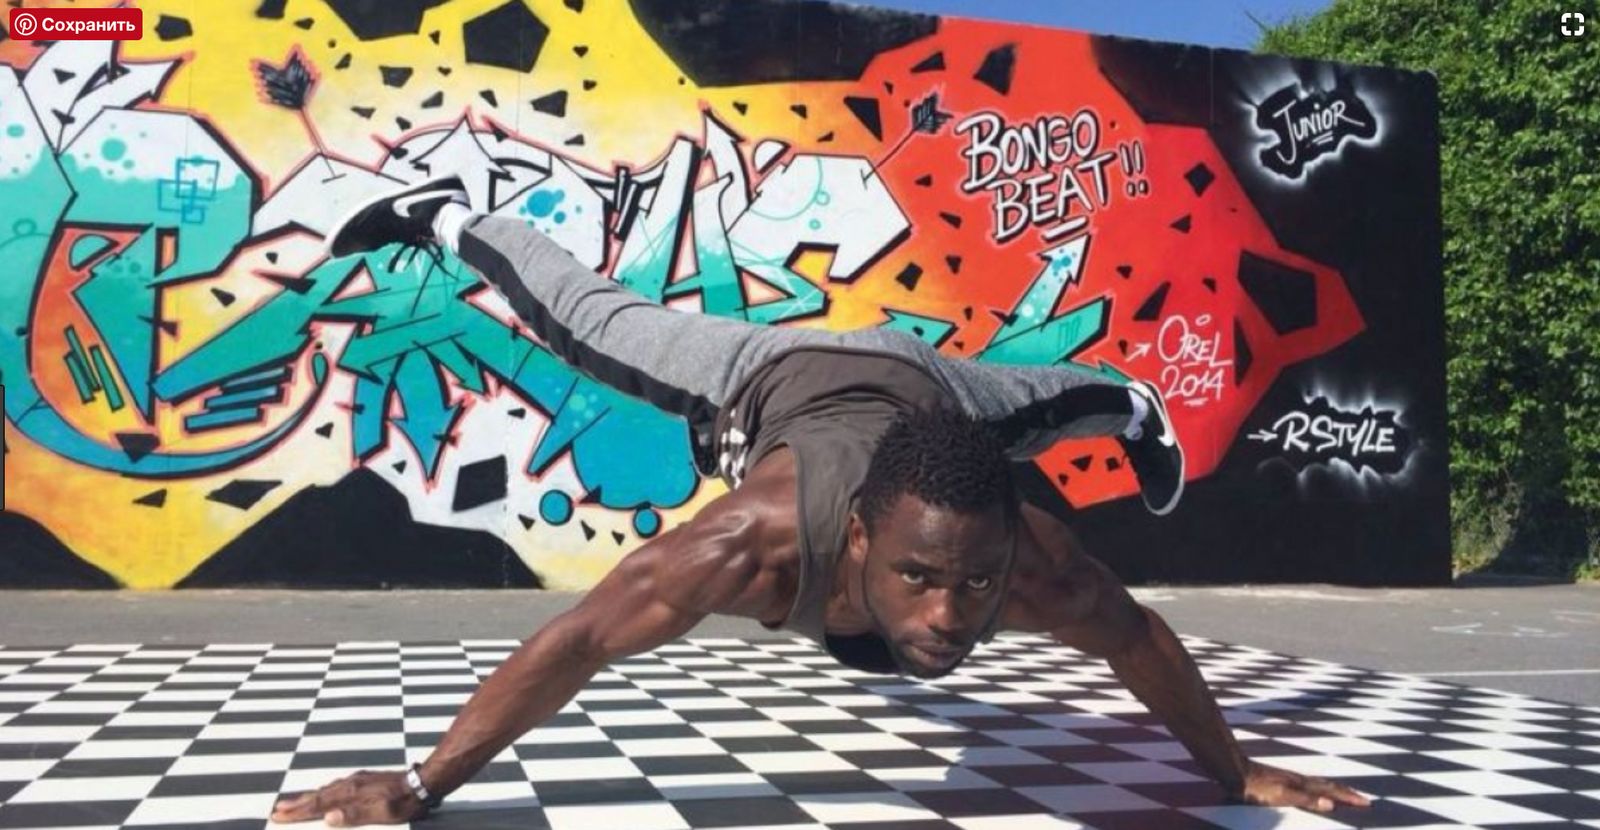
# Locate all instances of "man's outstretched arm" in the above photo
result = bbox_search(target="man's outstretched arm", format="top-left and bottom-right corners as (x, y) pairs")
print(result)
(1010, 504), (1370, 813)
(410, 536), (723, 800)
(269, 455), (795, 827)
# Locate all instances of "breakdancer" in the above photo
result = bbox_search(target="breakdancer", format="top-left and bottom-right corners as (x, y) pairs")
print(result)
(270, 177), (1368, 825)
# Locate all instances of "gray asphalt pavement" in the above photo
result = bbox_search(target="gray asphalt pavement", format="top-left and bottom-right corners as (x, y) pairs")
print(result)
(1, 580), (1595, 705)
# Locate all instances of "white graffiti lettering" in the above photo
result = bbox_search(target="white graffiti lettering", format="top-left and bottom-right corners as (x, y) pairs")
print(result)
(1246, 396), (1412, 477)
(1151, 314), (1232, 407)
(1254, 82), (1381, 180)
(956, 109), (1121, 244)
(1270, 98), (1368, 168)
(1270, 411), (1397, 455)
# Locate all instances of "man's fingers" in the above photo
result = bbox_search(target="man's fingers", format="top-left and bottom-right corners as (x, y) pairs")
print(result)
(324, 793), (398, 827)
(271, 792), (309, 811)
(1300, 775), (1369, 806)
(270, 790), (322, 822)
(271, 779), (353, 822)
(1291, 778), (1371, 812)
(1322, 781), (1372, 807)
(1263, 781), (1329, 812)
(274, 773), (419, 826)
(1280, 787), (1328, 812)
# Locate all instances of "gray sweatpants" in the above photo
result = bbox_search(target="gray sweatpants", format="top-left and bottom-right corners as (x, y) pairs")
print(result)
(457, 216), (1136, 462)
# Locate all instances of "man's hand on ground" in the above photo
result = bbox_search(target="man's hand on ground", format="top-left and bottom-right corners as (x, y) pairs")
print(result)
(270, 770), (426, 826)
(1236, 760), (1371, 812)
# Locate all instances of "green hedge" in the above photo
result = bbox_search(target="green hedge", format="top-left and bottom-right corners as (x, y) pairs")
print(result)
(1257, 0), (1600, 578)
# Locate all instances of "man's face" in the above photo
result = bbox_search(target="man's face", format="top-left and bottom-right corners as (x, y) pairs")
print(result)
(851, 493), (1014, 679)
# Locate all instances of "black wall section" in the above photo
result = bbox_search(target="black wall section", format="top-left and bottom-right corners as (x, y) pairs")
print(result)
(321, 0), (452, 41)
(0, 511), (119, 589)
(178, 469), (543, 589)
(1043, 358), (1450, 586)
(1091, 37), (1214, 126)
(462, 1), (548, 72)
(1070, 36), (1449, 585)
(627, 0), (937, 87)
(1237, 253), (1318, 335)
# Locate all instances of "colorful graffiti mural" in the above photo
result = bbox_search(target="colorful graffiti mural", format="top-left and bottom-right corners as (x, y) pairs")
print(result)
(0, 0), (1449, 589)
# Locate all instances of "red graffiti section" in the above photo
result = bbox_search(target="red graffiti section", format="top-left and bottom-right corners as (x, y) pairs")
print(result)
(788, 22), (1364, 507)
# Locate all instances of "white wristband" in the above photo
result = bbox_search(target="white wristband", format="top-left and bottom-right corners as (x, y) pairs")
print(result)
(406, 763), (441, 810)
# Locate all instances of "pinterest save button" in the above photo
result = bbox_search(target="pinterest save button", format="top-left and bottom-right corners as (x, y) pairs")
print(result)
(8, 7), (143, 41)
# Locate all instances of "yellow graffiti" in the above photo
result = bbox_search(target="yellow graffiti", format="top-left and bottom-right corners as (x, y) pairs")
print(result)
(3, 0), (798, 589)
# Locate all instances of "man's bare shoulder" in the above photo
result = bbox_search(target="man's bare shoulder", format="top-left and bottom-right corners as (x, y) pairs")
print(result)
(1000, 502), (1103, 633)
(629, 446), (804, 625)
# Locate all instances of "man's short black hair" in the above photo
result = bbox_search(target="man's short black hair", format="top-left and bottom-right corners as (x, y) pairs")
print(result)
(858, 406), (1020, 534)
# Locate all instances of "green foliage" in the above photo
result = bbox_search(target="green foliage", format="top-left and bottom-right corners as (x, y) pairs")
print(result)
(1258, 0), (1600, 579)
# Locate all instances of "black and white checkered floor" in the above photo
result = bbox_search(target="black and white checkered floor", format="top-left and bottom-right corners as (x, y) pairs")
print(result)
(0, 634), (1597, 830)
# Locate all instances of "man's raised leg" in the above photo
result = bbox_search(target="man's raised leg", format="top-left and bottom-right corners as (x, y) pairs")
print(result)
(325, 176), (826, 438)
(931, 354), (1185, 515)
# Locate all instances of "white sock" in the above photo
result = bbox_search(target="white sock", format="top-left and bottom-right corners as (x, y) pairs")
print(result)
(431, 201), (473, 255)
(1123, 386), (1150, 440)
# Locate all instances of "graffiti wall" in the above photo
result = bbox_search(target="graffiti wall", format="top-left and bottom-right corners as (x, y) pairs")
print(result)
(0, 0), (1448, 589)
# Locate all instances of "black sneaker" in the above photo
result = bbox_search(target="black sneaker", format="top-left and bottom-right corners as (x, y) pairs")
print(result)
(324, 175), (467, 258)
(1119, 380), (1184, 515)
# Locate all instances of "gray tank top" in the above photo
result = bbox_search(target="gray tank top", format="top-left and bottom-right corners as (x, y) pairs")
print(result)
(710, 347), (1005, 673)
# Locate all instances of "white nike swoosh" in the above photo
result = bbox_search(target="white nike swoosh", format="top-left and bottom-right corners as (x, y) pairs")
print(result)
(392, 191), (455, 218)
(1133, 380), (1179, 448)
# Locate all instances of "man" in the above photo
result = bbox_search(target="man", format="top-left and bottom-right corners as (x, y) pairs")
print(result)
(270, 177), (1369, 826)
